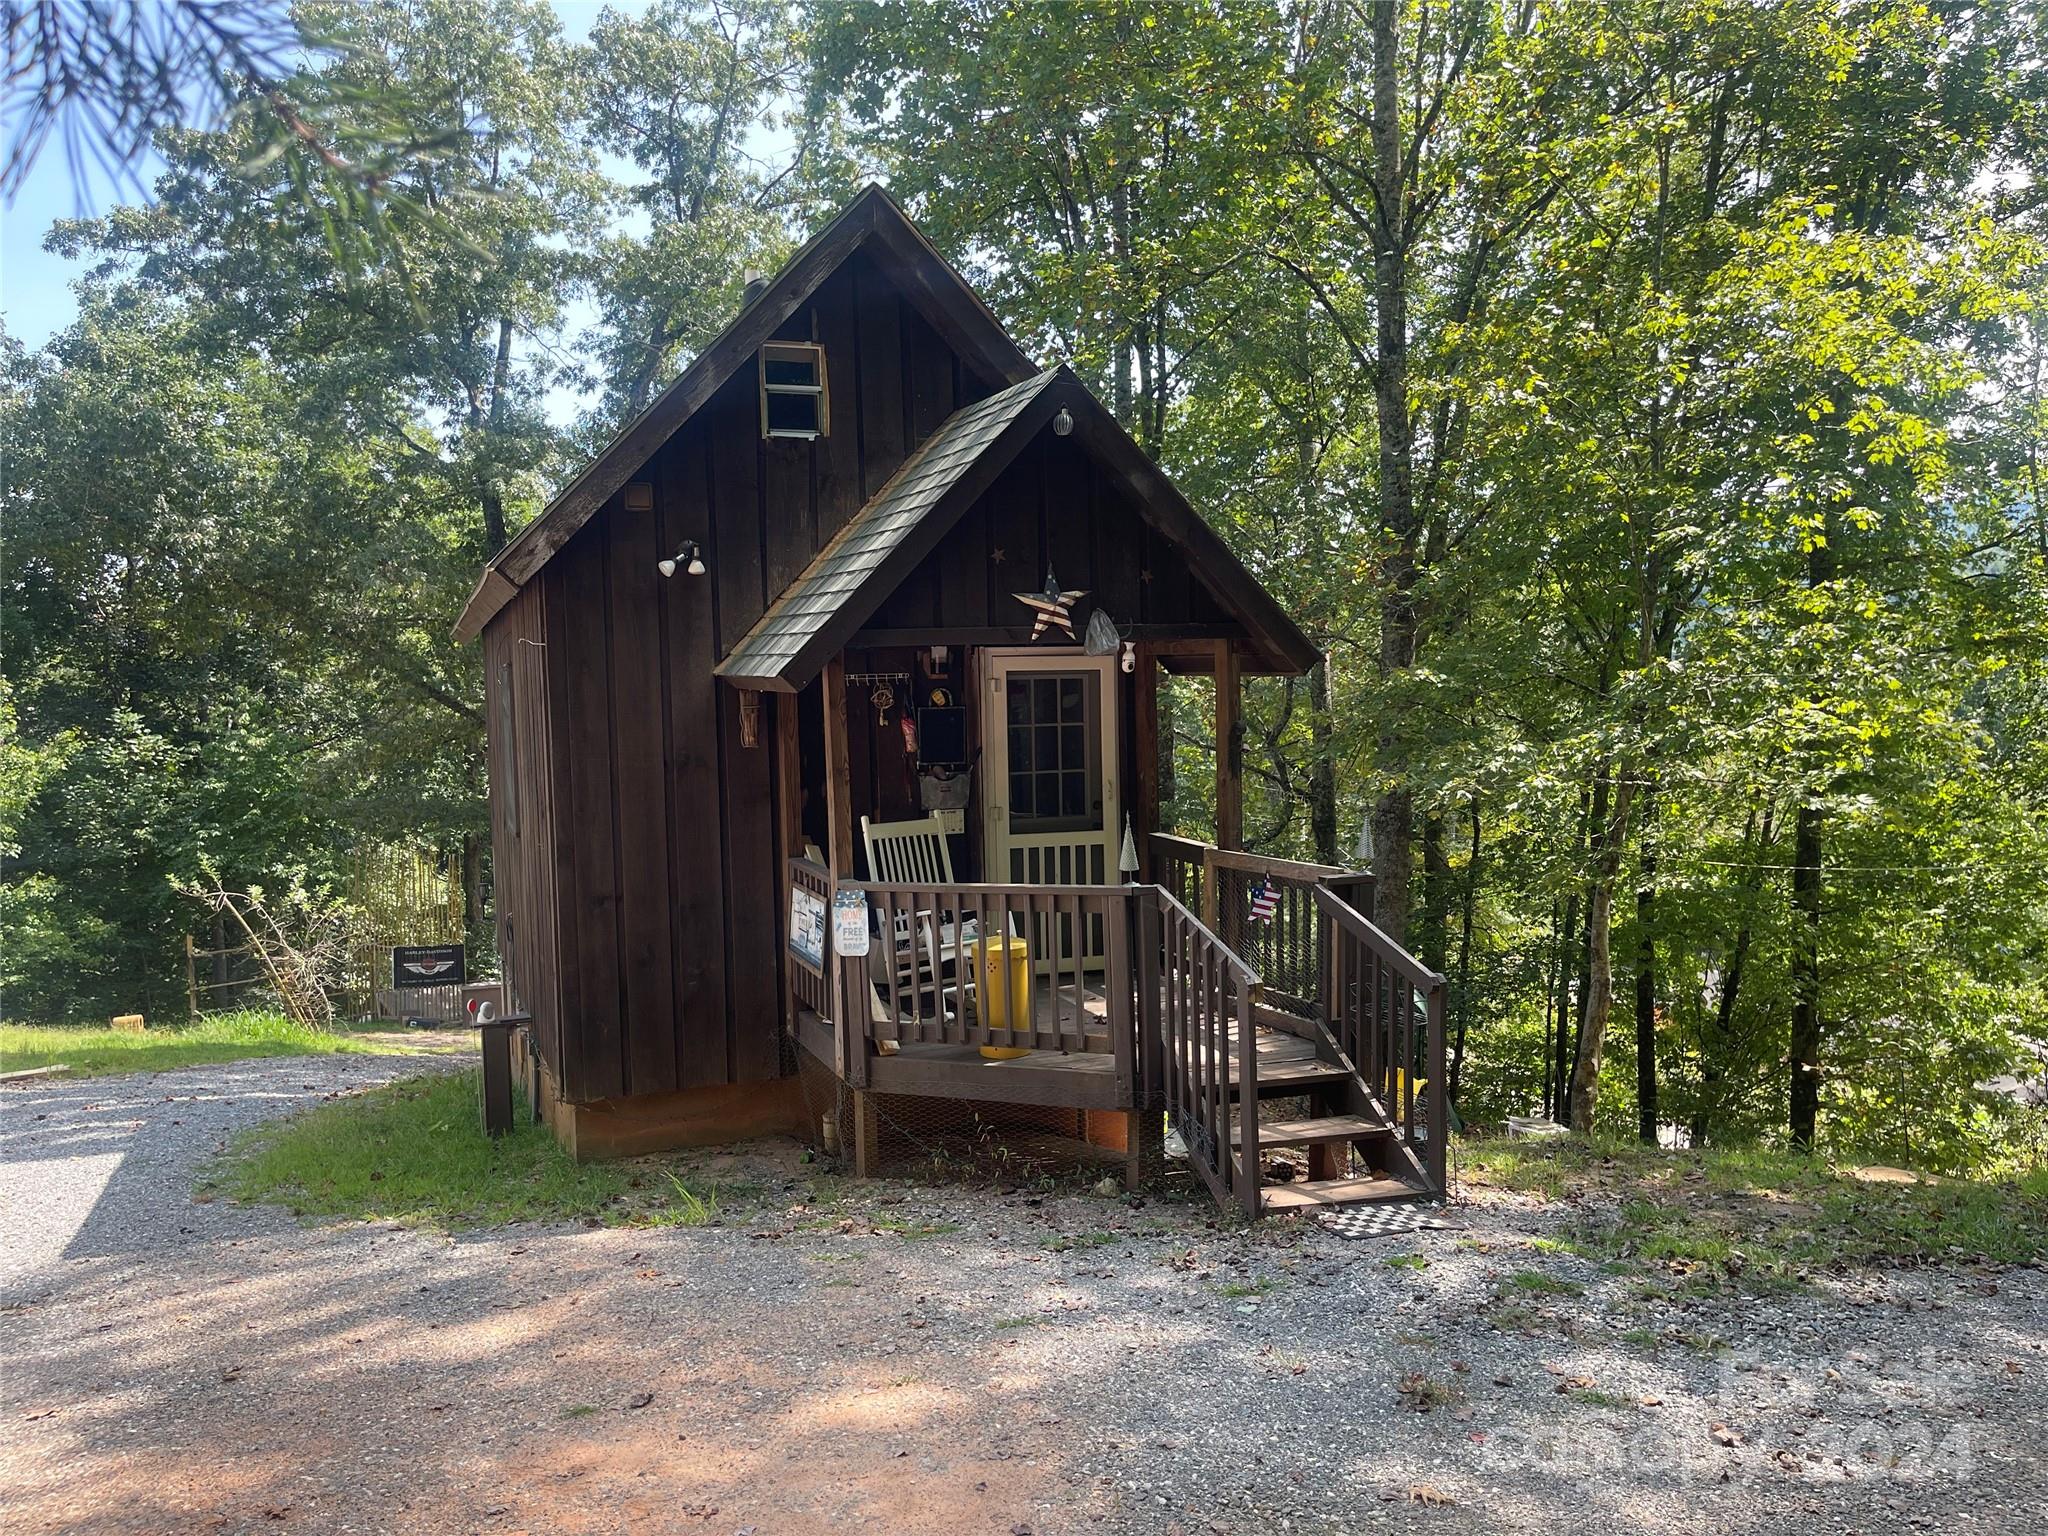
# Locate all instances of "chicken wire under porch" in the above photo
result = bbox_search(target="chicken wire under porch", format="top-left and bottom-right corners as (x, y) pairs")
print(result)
(787, 990), (1396, 1195)
(788, 1011), (1155, 1189)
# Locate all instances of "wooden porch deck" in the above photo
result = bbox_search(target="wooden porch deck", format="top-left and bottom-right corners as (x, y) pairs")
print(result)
(793, 985), (1334, 1113)
(785, 849), (1448, 1215)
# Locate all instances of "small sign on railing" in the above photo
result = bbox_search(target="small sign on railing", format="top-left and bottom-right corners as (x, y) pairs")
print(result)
(832, 889), (871, 957)
(789, 885), (827, 969)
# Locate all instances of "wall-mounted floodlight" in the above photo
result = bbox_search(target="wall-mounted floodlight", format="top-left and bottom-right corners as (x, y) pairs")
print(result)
(657, 540), (706, 578)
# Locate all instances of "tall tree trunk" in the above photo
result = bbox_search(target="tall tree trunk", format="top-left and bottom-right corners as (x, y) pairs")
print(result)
(1450, 796), (1480, 1104)
(461, 833), (485, 955)
(1789, 798), (1823, 1149)
(1567, 772), (1608, 1093)
(1569, 770), (1637, 1134)
(1551, 890), (1579, 1121)
(1634, 793), (1659, 1145)
(1367, 0), (1418, 945)
(1790, 498), (1837, 1151)
(1419, 810), (1449, 976)
(475, 316), (515, 555)
(1541, 899), (1560, 1118)
(1692, 804), (1769, 1146)
(1307, 659), (1338, 865)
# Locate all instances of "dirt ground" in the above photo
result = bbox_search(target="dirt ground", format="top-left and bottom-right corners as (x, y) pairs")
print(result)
(5, 1053), (2046, 1536)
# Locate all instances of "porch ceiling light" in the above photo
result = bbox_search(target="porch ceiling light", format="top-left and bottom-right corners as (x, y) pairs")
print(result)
(658, 540), (706, 578)
(1052, 406), (1074, 437)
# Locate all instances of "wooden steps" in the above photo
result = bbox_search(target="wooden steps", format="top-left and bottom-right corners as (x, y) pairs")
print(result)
(1260, 1175), (1417, 1213)
(1237, 1058), (1353, 1094)
(1234, 1113), (1392, 1148)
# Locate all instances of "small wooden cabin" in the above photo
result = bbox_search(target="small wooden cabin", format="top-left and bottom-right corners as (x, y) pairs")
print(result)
(456, 186), (1445, 1215)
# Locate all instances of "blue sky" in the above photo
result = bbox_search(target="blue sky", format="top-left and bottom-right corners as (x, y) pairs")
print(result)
(0, 1), (635, 355)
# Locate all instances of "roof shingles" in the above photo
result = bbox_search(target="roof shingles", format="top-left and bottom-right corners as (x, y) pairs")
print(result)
(716, 370), (1063, 683)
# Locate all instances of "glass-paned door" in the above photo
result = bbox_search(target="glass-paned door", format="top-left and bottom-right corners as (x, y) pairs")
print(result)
(985, 650), (1120, 971)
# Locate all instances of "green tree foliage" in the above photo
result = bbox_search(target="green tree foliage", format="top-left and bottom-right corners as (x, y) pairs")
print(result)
(5, 0), (2045, 1174)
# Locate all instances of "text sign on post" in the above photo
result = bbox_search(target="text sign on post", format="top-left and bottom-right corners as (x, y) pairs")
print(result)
(392, 944), (466, 989)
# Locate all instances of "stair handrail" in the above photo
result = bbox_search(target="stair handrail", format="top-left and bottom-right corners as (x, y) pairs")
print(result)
(1154, 886), (1263, 1216)
(1311, 883), (1449, 1197)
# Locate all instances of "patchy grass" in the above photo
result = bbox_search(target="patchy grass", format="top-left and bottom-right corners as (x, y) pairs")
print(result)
(1566, 1386), (1632, 1410)
(1216, 1276), (1277, 1299)
(1383, 1251), (1430, 1272)
(0, 1010), (398, 1078)
(212, 1068), (727, 1232)
(1505, 1269), (1583, 1296)
(1396, 1371), (1457, 1412)
(1463, 1135), (2048, 1286)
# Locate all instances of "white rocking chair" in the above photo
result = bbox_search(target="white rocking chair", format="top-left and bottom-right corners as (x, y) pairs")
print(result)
(860, 814), (1010, 1012)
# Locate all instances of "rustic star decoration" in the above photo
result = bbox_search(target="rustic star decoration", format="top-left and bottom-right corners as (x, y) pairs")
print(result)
(1014, 567), (1087, 641)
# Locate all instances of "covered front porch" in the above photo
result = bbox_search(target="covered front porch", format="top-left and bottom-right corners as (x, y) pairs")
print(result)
(760, 630), (1445, 1216)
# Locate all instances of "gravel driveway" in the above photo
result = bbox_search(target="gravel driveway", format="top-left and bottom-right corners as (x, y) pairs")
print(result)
(4, 1056), (2044, 1536)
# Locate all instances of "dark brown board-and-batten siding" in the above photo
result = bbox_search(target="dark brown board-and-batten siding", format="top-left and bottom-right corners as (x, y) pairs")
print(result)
(486, 246), (997, 1102)
(482, 579), (564, 1075)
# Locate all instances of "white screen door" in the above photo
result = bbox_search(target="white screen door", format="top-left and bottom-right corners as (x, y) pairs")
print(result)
(985, 650), (1120, 968)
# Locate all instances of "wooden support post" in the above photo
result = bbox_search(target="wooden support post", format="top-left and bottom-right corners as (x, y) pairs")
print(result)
(1425, 982), (1449, 1197)
(775, 692), (804, 860)
(479, 1019), (515, 1137)
(821, 654), (855, 879)
(1132, 644), (1160, 877)
(184, 934), (199, 1022)
(850, 1088), (879, 1179)
(775, 691), (804, 1030)
(820, 654), (861, 1079)
(1214, 639), (1242, 852)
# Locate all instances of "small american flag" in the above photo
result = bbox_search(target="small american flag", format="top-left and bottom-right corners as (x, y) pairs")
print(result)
(1248, 878), (1279, 924)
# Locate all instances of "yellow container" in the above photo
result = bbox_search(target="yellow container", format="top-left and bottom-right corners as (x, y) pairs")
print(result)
(973, 934), (1033, 1058)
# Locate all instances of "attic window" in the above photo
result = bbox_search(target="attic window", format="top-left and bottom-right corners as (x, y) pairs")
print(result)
(760, 342), (828, 439)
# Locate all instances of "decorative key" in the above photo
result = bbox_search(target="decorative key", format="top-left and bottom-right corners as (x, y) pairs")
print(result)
(872, 682), (894, 725)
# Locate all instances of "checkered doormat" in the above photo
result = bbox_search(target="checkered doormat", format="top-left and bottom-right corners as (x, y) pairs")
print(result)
(1317, 1202), (1454, 1240)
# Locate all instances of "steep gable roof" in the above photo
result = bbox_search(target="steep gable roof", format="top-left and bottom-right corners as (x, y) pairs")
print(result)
(716, 367), (1320, 688)
(452, 183), (1035, 642)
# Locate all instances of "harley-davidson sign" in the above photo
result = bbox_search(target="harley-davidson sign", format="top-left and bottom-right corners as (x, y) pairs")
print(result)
(392, 944), (466, 989)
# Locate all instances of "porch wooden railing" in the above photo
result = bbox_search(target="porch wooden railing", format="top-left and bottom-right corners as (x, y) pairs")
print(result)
(786, 857), (834, 1022)
(853, 878), (1136, 1096)
(787, 847), (1445, 1211)
(1316, 883), (1448, 1195)
(1150, 832), (1208, 916)
(1148, 833), (1375, 1023)
(1143, 886), (1263, 1218)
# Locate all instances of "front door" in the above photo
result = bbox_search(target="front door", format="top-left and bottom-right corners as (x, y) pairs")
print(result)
(985, 650), (1120, 963)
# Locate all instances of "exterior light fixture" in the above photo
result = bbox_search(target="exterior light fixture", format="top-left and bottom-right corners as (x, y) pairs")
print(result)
(1052, 406), (1074, 437)
(658, 540), (706, 578)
